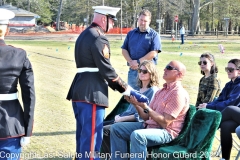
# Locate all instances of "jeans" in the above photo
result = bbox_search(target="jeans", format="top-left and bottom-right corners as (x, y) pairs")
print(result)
(236, 126), (240, 138)
(110, 122), (172, 160)
(181, 34), (184, 44)
(128, 69), (140, 91)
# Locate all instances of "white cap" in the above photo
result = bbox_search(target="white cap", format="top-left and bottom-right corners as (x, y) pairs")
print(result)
(92, 6), (120, 21)
(0, 8), (15, 24)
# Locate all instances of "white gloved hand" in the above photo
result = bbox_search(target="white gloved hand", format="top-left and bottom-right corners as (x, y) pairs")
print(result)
(121, 85), (133, 96)
(20, 136), (30, 147)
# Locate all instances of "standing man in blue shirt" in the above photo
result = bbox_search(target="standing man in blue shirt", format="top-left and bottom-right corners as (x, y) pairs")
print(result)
(180, 25), (185, 44)
(121, 9), (161, 90)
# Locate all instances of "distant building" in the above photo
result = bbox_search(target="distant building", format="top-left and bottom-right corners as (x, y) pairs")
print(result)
(0, 4), (40, 28)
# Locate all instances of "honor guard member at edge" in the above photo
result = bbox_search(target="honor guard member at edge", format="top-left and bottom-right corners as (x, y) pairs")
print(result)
(0, 8), (35, 159)
(66, 6), (133, 160)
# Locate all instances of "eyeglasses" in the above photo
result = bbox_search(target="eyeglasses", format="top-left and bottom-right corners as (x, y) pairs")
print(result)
(138, 69), (148, 74)
(165, 65), (179, 71)
(225, 67), (239, 73)
(198, 61), (207, 65)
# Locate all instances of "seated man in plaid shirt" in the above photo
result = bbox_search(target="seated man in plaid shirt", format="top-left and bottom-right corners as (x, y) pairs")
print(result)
(110, 60), (190, 160)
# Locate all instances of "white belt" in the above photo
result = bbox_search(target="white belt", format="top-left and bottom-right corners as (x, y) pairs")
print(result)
(0, 93), (18, 101)
(77, 68), (99, 73)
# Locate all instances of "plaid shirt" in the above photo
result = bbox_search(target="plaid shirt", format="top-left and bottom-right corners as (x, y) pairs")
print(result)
(146, 81), (189, 138)
(195, 74), (221, 107)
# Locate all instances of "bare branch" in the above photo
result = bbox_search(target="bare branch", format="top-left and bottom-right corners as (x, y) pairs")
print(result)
(165, 0), (192, 15)
(165, 0), (179, 7)
(199, 0), (213, 10)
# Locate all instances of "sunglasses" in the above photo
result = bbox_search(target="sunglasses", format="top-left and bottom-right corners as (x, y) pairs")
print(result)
(198, 61), (207, 65)
(225, 67), (239, 73)
(165, 65), (179, 71)
(138, 69), (148, 74)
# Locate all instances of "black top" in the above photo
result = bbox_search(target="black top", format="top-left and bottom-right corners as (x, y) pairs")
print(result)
(67, 23), (127, 107)
(0, 39), (35, 138)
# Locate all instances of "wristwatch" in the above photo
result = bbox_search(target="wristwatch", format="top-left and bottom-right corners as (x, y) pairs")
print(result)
(143, 107), (150, 114)
(137, 59), (140, 65)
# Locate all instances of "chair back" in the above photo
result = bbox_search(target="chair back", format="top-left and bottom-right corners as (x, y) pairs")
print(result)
(167, 104), (196, 145)
(181, 109), (221, 153)
(147, 104), (196, 159)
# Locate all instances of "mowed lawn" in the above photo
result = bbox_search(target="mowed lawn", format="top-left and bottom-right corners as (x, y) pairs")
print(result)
(5, 38), (240, 160)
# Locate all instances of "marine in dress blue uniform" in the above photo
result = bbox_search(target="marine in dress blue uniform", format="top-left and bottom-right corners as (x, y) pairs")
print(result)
(66, 6), (131, 160)
(0, 9), (35, 160)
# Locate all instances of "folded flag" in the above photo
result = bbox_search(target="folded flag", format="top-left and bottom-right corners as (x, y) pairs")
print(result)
(130, 90), (149, 104)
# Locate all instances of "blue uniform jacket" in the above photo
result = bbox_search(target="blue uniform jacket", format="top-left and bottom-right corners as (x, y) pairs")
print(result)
(67, 23), (127, 107)
(207, 76), (240, 111)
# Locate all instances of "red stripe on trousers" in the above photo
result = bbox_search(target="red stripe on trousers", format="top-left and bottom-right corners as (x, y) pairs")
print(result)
(90, 104), (96, 160)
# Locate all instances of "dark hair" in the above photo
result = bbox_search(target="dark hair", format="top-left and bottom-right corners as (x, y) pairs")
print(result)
(228, 59), (240, 69)
(138, 9), (152, 19)
(200, 53), (218, 75)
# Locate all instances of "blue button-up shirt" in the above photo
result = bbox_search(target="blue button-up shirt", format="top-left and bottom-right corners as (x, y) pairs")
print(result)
(121, 27), (161, 64)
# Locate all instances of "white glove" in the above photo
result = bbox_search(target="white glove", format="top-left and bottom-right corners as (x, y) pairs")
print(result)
(20, 136), (30, 147)
(122, 85), (133, 96)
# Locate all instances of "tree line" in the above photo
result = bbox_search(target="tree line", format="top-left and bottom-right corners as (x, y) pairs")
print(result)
(1, 0), (239, 35)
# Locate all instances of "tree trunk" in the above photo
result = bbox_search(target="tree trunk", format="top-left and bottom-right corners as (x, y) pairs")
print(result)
(131, 0), (137, 28)
(157, 0), (160, 31)
(191, 0), (200, 35)
(28, 0), (30, 11)
(228, 20), (232, 34)
(56, 0), (63, 31)
(86, 0), (90, 27)
(197, 20), (200, 34)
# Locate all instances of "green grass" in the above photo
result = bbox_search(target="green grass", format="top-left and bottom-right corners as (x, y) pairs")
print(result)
(5, 39), (239, 160)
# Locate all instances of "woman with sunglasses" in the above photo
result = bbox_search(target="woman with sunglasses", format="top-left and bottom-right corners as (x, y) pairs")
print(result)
(195, 53), (221, 108)
(101, 60), (159, 158)
(218, 59), (240, 160)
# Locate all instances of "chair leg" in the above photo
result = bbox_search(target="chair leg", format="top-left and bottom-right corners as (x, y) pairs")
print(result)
(233, 134), (240, 160)
(236, 150), (240, 160)
(233, 138), (239, 150)
(214, 133), (239, 158)
(215, 135), (221, 157)
(215, 144), (221, 157)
